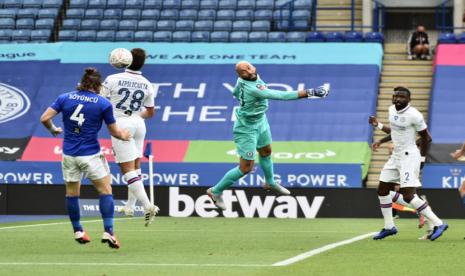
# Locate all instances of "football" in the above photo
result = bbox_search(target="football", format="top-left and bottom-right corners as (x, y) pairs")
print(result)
(109, 48), (133, 69)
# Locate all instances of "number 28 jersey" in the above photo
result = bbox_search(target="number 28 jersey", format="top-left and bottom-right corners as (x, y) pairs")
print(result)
(101, 69), (155, 118)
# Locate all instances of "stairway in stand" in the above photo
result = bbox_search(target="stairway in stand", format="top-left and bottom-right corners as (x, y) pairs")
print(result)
(315, 0), (362, 32)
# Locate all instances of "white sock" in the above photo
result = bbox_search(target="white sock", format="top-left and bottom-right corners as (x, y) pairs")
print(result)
(410, 195), (443, 227)
(390, 191), (415, 209)
(124, 171), (151, 210)
(378, 195), (395, 229)
(125, 169), (140, 209)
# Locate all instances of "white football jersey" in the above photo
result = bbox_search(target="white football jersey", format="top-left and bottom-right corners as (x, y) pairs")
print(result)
(101, 69), (155, 118)
(388, 104), (427, 156)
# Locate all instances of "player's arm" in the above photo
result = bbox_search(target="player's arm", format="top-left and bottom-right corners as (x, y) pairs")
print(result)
(40, 105), (62, 137)
(417, 129), (432, 168)
(372, 134), (392, 152)
(107, 123), (131, 141)
(451, 141), (465, 159)
(140, 106), (154, 119)
(369, 116), (391, 134)
(139, 83), (155, 119)
(253, 83), (330, 100)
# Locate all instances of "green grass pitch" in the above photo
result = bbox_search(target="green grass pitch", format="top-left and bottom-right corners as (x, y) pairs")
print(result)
(1, 217), (464, 276)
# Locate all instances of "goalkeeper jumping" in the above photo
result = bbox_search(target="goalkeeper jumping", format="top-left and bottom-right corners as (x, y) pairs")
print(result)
(207, 61), (330, 210)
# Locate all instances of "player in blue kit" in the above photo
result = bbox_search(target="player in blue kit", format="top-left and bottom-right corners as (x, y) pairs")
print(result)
(40, 68), (131, 249)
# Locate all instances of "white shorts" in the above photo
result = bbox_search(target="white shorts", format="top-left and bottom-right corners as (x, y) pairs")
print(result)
(112, 116), (146, 163)
(62, 152), (110, 182)
(379, 151), (421, 188)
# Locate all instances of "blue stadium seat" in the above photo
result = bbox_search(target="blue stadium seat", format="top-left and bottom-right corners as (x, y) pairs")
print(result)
(229, 31), (248, 42)
(237, 0), (254, 9)
(248, 31), (267, 42)
(80, 19), (99, 30)
(38, 8), (59, 18)
(119, 19), (137, 30)
(218, 0), (236, 9)
(292, 10), (310, 20)
(0, 30), (12, 40)
(198, 9), (215, 20)
(134, 30), (153, 41)
(104, 9), (122, 19)
(267, 31), (286, 42)
(141, 9), (160, 20)
(0, 18), (15, 29)
(163, 0), (180, 9)
(175, 20), (194, 31)
(85, 9), (103, 19)
(125, 0), (143, 8)
(275, 20), (289, 31)
(232, 20), (251, 31)
(179, 9), (197, 20)
(191, 31), (209, 42)
(235, 9), (253, 20)
(69, 0), (87, 8)
(153, 30), (171, 42)
(137, 20), (156, 31)
(87, 0), (105, 9)
(254, 10), (272, 20)
(4, 0), (22, 8)
(160, 9), (178, 20)
(115, 30), (134, 41)
(77, 30), (96, 41)
(143, 0), (161, 9)
(0, 9), (18, 19)
(107, 0), (124, 9)
(122, 9), (140, 20)
(252, 20), (270, 31)
(31, 29), (51, 41)
(457, 32), (465, 43)
(273, 10), (290, 20)
(182, 0), (199, 9)
(17, 8), (39, 18)
(325, 32), (344, 42)
(210, 31), (229, 42)
(364, 32), (384, 43)
(62, 19), (81, 29)
(156, 20), (175, 31)
(194, 20), (213, 31)
(292, 20), (308, 31)
(16, 18), (34, 29)
(286, 31), (306, 42)
(293, 0), (311, 9)
(35, 18), (55, 29)
(217, 10), (235, 20)
(12, 29), (31, 41)
(96, 30), (115, 41)
(58, 29), (77, 41)
(172, 31), (191, 42)
(214, 20), (232, 31)
(42, 0), (62, 8)
(256, 0), (273, 10)
(99, 19), (118, 30)
(438, 32), (456, 44)
(344, 31), (363, 42)
(306, 31), (324, 42)
(22, 0), (42, 8)
(200, 0), (217, 9)
(66, 8), (85, 19)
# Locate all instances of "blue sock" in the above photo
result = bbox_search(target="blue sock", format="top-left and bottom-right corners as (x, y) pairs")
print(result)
(99, 194), (114, 235)
(65, 196), (82, 232)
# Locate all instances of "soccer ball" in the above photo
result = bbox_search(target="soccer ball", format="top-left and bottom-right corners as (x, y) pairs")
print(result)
(109, 48), (133, 69)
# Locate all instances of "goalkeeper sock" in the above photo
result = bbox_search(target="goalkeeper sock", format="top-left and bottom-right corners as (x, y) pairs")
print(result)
(99, 194), (114, 235)
(124, 171), (151, 210)
(65, 196), (82, 232)
(259, 155), (275, 186)
(212, 166), (244, 195)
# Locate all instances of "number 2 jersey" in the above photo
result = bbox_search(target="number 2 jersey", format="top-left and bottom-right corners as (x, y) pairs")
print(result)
(50, 90), (116, 156)
(101, 69), (155, 118)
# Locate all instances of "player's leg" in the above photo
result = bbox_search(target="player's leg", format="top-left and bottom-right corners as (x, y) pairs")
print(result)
(390, 185), (426, 228)
(121, 158), (140, 216)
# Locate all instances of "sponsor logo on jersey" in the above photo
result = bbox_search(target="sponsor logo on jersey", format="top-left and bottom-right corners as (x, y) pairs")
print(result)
(256, 84), (266, 90)
(0, 83), (30, 124)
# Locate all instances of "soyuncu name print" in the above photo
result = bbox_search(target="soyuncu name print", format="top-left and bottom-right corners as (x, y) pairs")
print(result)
(0, 83), (30, 124)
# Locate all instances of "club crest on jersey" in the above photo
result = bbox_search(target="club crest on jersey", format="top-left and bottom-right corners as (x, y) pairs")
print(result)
(0, 83), (31, 124)
(256, 84), (266, 91)
(394, 115), (399, 121)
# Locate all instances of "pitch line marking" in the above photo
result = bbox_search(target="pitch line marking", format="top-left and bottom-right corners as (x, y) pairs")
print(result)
(0, 217), (136, 231)
(0, 262), (268, 268)
(272, 232), (377, 266)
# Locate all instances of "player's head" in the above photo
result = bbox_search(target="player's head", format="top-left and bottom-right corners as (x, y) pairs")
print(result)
(236, 61), (257, 81)
(76, 67), (102, 93)
(127, 48), (146, 71)
(392, 86), (411, 110)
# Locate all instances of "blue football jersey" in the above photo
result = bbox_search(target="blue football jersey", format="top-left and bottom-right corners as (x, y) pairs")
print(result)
(50, 90), (116, 156)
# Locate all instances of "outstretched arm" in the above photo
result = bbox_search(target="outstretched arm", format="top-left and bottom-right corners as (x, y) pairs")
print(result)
(254, 83), (330, 100)
(451, 141), (465, 159)
(372, 134), (392, 152)
(369, 116), (391, 134)
(40, 107), (63, 137)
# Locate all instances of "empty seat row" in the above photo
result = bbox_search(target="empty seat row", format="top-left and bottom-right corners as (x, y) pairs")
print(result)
(61, 19), (272, 32)
(1, 0), (62, 8)
(437, 32), (465, 44)
(0, 29), (51, 42)
(0, 18), (55, 29)
(0, 8), (59, 19)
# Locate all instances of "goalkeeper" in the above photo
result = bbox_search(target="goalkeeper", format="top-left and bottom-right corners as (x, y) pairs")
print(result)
(207, 61), (330, 210)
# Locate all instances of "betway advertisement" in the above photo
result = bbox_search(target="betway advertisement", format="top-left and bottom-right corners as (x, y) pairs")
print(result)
(0, 43), (381, 186)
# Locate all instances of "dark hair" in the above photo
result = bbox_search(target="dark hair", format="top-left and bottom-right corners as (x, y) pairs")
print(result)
(393, 86), (411, 97)
(127, 48), (146, 71)
(76, 67), (102, 92)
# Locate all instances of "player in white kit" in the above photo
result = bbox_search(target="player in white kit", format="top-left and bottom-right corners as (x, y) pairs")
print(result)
(371, 87), (448, 241)
(101, 48), (159, 226)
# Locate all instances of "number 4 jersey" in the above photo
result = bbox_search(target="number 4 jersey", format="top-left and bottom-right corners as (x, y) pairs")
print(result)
(50, 90), (116, 156)
(101, 69), (155, 118)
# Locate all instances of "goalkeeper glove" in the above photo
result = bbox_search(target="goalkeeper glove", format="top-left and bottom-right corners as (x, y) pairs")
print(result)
(306, 83), (330, 99)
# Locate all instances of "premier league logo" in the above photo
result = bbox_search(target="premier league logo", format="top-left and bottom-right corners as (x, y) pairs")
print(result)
(0, 83), (30, 124)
